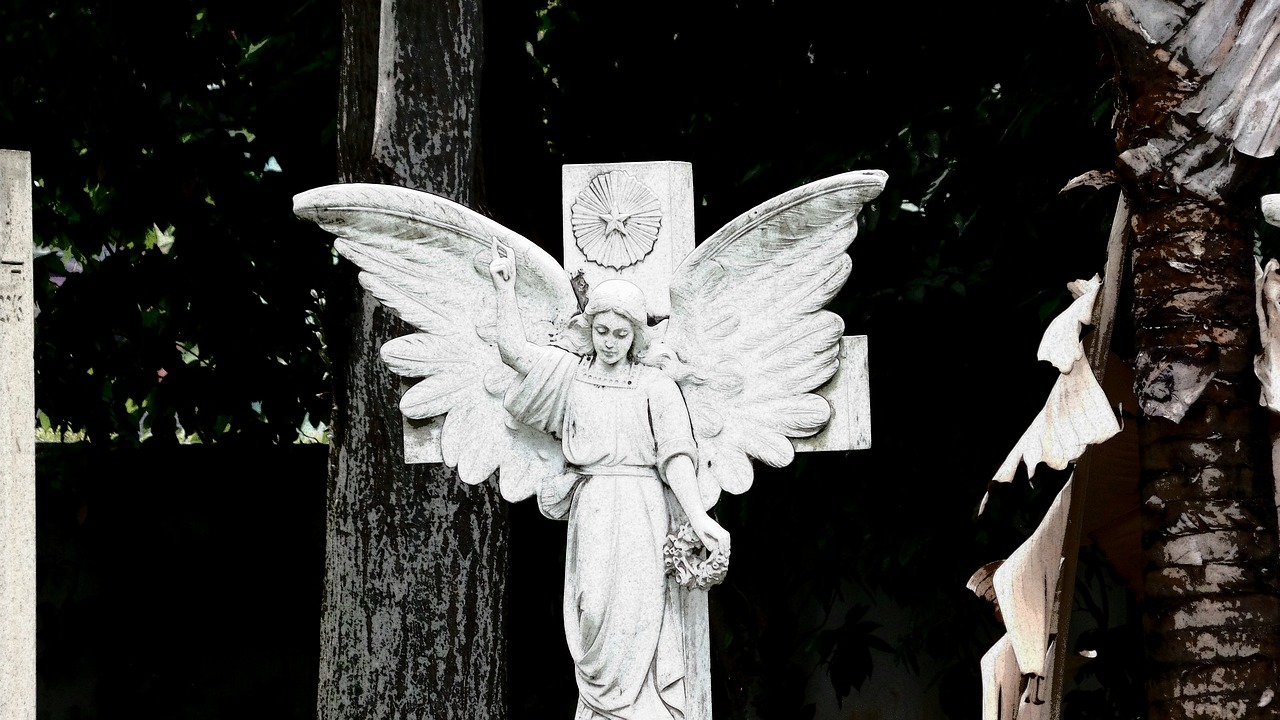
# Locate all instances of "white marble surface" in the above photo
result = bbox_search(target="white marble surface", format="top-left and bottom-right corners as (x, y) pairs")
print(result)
(0, 149), (34, 720)
(1264, 194), (1280, 227)
(401, 383), (444, 465)
(793, 335), (871, 453)
(561, 162), (695, 318)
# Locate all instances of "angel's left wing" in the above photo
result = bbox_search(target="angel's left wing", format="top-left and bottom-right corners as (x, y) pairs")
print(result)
(294, 183), (579, 501)
(662, 170), (887, 508)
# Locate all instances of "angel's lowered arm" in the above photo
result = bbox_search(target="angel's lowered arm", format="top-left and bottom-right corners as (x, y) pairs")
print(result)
(489, 240), (537, 375)
(665, 455), (730, 554)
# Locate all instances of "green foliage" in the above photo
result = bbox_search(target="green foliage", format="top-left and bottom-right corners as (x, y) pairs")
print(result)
(1, 0), (337, 445)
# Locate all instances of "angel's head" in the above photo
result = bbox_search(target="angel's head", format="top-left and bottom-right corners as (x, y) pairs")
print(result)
(564, 279), (651, 363)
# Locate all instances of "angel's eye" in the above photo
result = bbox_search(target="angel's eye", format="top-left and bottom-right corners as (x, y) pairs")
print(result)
(594, 326), (608, 335)
(614, 329), (630, 339)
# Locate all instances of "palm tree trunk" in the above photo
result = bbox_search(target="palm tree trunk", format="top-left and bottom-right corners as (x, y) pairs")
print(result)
(1129, 196), (1280, 718)
(1089, 1), (1280, 716)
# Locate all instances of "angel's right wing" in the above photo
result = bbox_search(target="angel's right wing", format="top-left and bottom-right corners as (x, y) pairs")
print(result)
(662, 171), (887, 508)
(294, 183), (579, 501)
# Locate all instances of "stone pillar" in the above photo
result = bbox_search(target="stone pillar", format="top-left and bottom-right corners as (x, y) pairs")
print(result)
(0, 150), (34, 720)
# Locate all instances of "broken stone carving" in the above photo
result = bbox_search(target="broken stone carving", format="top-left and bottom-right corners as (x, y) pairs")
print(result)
(295, 164), (883, 719)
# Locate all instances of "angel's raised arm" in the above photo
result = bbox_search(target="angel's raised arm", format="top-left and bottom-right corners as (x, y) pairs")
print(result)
(489, 240), (538, 375)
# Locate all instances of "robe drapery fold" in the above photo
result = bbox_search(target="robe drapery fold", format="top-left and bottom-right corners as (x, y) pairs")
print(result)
(504, 346), (698, 719)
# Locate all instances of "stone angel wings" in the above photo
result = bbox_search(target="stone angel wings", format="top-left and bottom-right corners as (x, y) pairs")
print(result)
(293, 168), (885, 512)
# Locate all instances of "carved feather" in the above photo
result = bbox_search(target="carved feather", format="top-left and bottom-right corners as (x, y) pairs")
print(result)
(293, 184), (577, 499)
(664, 170), (886, 506)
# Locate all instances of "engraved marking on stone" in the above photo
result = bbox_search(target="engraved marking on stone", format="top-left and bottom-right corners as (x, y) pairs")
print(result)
(0, 267), (23, 324)
(570, 170), (662, 270)
(0, 297), (21, 323)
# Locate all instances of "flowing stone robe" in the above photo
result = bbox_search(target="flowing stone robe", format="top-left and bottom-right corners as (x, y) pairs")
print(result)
(504, 345), (697, 719)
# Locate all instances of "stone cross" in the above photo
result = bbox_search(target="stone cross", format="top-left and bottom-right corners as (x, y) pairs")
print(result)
(403, 162), (871, 463)
(0, 150), (35, 720)
(298, 160), (878, 720)
(561, 161), (872, 717)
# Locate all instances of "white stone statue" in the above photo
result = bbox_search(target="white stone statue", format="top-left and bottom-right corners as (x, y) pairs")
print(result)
(294, 167), (885, 719)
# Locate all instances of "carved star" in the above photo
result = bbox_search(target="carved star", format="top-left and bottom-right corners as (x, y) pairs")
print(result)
(599, 208), (630, 237)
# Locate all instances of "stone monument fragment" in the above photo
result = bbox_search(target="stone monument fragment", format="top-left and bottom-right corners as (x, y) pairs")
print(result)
(0, 150), (35, 720)
(295, 162), (883, 719)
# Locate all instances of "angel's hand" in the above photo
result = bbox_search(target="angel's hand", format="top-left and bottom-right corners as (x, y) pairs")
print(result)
(490, 239), (516, 293)
(690, 513), (731, 556)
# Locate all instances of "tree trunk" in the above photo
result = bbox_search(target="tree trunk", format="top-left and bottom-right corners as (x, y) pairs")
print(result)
(318, 1), (508, 718)
(1130, 197), (1279, 719)
(1091, 1), (1280, 717)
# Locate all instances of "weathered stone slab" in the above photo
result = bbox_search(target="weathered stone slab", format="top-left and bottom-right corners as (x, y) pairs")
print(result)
(561, 161), (695, 317)
(793, 335), (872, 452)
(0, 149), (35, 720)
(402, 383), (443, 464)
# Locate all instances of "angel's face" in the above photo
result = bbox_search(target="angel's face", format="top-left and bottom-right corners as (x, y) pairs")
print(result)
(591, 311), (634, 366)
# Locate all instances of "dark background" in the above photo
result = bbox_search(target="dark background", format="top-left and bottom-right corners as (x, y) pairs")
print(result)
(9, 0), (1277, 717)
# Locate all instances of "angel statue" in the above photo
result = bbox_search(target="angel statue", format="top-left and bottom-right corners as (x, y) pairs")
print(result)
(294, 167), (886, 720)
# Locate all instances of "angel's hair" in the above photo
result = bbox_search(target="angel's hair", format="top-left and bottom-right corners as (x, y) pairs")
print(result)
(556, 279), (651, 361)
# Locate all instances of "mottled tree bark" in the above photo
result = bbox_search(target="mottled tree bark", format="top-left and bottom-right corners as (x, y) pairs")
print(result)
(1130, 198), (1279, 719)
(1091, 1), (1280, 717)
(319, 1), (508, 718)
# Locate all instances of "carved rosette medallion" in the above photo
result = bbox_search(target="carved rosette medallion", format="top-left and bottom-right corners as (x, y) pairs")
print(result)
(570, 170), (662, 270)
